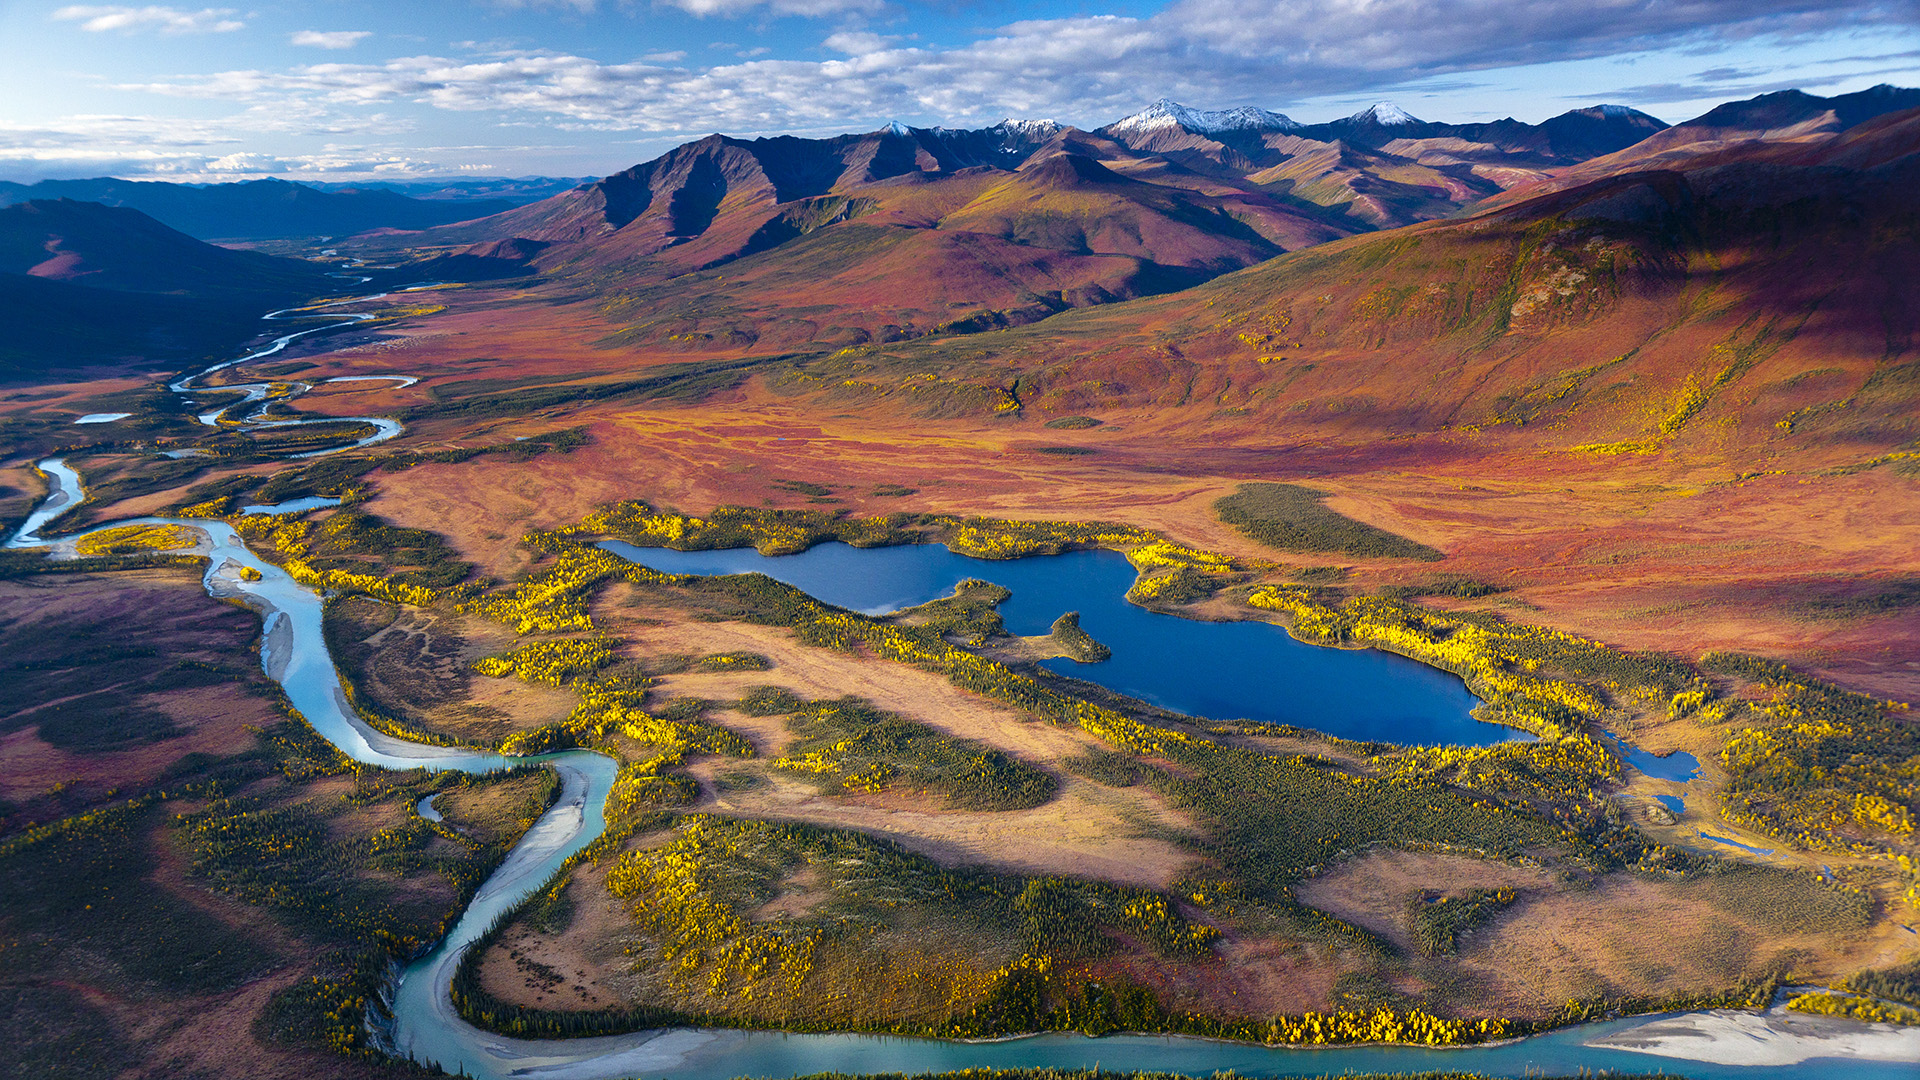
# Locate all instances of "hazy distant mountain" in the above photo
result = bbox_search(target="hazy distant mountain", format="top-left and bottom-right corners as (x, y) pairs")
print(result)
(303, 177), (591, 205)
(0, 177), (516, 240)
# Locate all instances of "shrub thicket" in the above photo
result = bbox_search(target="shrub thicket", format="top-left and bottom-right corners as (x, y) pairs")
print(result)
(1216, 483), (1443, 561)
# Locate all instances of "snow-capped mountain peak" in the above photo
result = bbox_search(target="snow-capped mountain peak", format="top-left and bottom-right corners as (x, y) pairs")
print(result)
(985, 117), (1065, 153)
(1108, 98), (1299, 136)
(885, 120), (915, 137)
(1347, 102), (1421, 126)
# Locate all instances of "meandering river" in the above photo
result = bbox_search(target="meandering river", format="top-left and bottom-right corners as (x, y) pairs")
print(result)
(6, 284), (1915, 1078)
(169, 277), (444, 454)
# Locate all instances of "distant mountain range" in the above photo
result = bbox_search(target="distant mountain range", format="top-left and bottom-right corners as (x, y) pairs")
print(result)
(341, 84), (1918, 353)
(1089, 97), (1672, 230)
(1100, 96), (1666, 162)
(8, 84), (1916, 380)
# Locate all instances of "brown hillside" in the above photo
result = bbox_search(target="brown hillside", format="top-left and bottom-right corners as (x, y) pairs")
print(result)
(817, 116), (1919, 468)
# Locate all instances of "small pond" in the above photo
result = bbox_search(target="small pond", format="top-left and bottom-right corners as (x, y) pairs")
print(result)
(600, 539), (1518, 747)
(1598, 730), (1700, 782)
(1701, 833), (1777, 857)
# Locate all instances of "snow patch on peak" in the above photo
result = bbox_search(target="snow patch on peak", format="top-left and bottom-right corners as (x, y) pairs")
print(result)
(1348, 102), (1420, 126)
(885, 120), (915, 136)
(1594, 104), (1638, 117)
(990, 117), (1065, 140)
(1109, 98), (1298, 136)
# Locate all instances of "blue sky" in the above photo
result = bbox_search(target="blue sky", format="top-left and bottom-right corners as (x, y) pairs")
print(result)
(1, 0), (1915, 182)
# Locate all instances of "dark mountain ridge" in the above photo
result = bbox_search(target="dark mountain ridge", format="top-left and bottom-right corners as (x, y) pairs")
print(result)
(0, 199), (336, 378)
(0, 199), (329, 297)
(1472, 84), (1920, 211)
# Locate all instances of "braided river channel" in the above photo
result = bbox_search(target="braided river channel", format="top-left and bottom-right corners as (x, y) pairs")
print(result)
(7, 285), (1916, 1079)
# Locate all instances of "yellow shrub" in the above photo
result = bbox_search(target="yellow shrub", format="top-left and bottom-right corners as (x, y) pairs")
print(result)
(1264, 1006), (1510, 1045)
(472, 638), (616, 685)
(76, 524), (197, 555)
(1788, 991), (1920, 1026)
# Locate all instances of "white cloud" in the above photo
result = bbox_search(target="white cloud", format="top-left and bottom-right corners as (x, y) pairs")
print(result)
(0, 112), (488, 182)
(51, 5), (243, 34)
(823, 31), (893, 56)
(1159, 0), (1875, 70)
(112, 15), (1881, 139)
(114, 1), (1910, 139)
(25, 0), (1911, 183)
(292, 30), (374, 50)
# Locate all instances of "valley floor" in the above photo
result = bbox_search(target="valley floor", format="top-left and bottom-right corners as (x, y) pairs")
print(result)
(2, 269), (1916, 1076)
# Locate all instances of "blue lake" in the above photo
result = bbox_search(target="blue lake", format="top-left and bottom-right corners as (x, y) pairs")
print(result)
(600, 539), (1519, 747)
